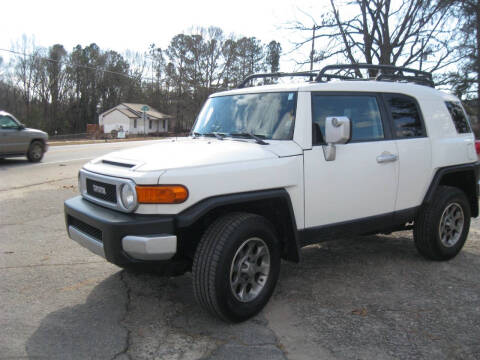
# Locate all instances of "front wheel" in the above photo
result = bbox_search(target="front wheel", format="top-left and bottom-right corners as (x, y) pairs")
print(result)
(27, 141), (45, 162)
(414, 186), (471, 260)
(192, 212), (281, 322)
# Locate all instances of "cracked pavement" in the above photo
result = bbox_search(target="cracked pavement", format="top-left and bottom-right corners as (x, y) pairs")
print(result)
(1, 144), (480, 359)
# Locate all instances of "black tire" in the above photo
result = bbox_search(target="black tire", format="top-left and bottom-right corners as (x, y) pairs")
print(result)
(192, 212), (281, 322)
(414, 185), (471, 261)
(27, 141), (44, 162)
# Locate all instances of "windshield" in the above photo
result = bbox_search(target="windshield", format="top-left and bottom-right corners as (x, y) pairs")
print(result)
(192, 92), (297, 140)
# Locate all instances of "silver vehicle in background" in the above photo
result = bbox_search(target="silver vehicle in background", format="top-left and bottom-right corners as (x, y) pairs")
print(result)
(0, 111), (48, 162)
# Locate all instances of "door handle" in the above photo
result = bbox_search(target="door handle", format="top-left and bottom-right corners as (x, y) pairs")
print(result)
(376, 152), (398, 163)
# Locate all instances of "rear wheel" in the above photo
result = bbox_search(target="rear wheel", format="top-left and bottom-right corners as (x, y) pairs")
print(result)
(192, 212), (281, 322)
(27, 141), (44, 162)
(414, 186), (471, 260)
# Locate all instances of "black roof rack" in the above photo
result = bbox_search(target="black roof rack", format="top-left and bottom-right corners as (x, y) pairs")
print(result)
(237, 63), (435, 89)
(316, 64), (434, 87)
(237, 71), (319, 89)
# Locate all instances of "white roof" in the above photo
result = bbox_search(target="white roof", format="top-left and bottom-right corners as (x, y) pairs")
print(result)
(100, 103), (172, 120)
(211, 80), (458, 102)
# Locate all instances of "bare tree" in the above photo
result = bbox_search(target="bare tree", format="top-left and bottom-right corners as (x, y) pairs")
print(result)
(47, 44), (68, 131)
(290, 0), (457, 76)
(13, 35), (41, 118)
(202, 27), (224, 89)
(0, 28), (273, 134)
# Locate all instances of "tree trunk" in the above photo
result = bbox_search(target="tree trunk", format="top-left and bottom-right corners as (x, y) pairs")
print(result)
(476, 0), (480, 121)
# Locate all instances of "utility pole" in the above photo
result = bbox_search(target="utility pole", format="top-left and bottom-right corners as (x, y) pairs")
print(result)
(310, 25), (321, 71)
(141, 105), (149, 136)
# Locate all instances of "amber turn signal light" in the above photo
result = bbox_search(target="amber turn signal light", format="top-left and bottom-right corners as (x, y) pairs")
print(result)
(136, 185), (188, 204)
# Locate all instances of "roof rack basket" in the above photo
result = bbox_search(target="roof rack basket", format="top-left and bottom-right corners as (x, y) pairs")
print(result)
(237, 63), (434, 89)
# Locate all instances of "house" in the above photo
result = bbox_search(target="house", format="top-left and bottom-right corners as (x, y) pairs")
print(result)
(99, 103), (173, 135)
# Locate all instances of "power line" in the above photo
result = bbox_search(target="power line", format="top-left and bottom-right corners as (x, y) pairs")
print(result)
(0, 48), (150, 81)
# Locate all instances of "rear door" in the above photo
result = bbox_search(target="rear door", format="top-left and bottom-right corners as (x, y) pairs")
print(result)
(304, 92), (399, 228)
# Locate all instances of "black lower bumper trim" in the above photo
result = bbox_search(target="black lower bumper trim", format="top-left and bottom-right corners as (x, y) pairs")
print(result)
(64, 196), (175, 266)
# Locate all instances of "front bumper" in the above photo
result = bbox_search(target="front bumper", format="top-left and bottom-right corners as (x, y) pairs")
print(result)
(64, 196), (177, 266)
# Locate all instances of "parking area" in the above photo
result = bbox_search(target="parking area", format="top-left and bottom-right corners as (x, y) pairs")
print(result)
(1, 141), (480, 360)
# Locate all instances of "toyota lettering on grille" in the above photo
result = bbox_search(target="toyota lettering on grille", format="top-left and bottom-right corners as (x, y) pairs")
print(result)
(92, 184), (107, 195)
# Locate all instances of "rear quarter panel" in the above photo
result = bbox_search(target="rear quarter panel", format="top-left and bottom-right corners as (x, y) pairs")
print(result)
(415, 95), (476, 207)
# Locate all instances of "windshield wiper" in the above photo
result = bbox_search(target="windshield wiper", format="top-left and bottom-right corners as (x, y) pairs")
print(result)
(192, 132), (225, 140)
(229, 132), (269, 145)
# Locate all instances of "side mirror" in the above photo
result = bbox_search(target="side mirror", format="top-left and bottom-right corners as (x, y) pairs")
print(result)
(323, 116), (351, 161)
(325, 116), (351, 144)
(17, 124), (25, 130)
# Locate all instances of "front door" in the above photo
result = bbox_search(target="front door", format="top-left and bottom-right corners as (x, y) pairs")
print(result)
(0, 114), (27, 154)
(304, 92), (399, 228)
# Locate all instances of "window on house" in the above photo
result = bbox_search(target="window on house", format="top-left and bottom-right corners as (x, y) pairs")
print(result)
(384, 94), (426, 138)
(134, 119), (137, 128)
(149, 120), (152, 129)
(311, 94), (384, 144)
(163, 119), (166, 129)
(445, 101), (471, 134)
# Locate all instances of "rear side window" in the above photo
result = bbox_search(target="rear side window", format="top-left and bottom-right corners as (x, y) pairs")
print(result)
(384, 94), (425, 138)
(311, 94), (384, 144)
(445, 101), (471, 134)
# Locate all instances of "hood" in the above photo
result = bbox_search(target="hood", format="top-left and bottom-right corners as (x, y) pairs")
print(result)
(25, 128), (48, 137)
(86, 138), (302, 173)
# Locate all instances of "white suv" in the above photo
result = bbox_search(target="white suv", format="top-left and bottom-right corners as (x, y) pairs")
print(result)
(64, 64), (479, 322)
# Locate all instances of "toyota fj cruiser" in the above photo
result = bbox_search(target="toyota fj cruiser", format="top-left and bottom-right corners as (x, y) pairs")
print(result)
(64, 64), (479, 322)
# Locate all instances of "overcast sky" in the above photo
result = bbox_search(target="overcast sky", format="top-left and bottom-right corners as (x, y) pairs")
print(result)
(1, 0), (327, 71)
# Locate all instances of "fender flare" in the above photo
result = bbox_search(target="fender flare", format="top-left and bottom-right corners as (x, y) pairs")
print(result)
(176, 188), (301, 262)
(423, 162), (480, 217)
(29, 138), (47, 149)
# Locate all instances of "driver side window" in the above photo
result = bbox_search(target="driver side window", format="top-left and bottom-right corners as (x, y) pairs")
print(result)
(312, 94), (385, 145)
(0, 115), (19, 129)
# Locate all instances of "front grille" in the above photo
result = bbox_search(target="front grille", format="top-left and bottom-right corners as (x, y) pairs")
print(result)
(86, 178), (117, 203)
(68, 216), (103, 242)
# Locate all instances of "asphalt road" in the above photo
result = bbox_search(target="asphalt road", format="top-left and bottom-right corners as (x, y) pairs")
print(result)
(1, 141), (480, 359)
(0, 140), (162, 191)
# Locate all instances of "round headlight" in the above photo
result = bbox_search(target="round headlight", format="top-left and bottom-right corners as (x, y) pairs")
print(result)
(120, 183), (137, 211)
